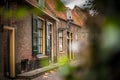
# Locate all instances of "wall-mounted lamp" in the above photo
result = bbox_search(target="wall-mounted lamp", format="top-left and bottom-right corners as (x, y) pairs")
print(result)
(58, 8), (73, 32)
(66, 8), (73, 29)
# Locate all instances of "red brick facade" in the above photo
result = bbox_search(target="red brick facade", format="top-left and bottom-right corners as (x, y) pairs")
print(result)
(0, 0), (89, 79)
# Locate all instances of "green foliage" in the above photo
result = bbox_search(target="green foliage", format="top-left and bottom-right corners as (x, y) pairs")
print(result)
(61, 0), (120, 80)
(40, 59), (49, 67)
(0, 6), (45, 20)
(4, 9), (12, 19)
(58, 55), (69, 65)
(55, 0), (65, 11)
(1, 7), (28, 19)
(15, 7), (28, 19)
(32, 7), (44, 16)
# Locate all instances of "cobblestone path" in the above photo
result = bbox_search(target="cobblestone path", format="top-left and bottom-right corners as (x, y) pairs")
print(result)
(32, 69), (63, 80)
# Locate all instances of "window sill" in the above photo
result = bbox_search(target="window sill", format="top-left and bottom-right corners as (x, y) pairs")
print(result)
(36, 54), (48, 59)
(59, 51), (64, 54)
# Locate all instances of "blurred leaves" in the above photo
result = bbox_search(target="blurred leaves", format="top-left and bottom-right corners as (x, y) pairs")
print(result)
(15, 7), (28, 19)
(59, 64), (71, 77)
(1, 7), (28, 19)
(4, 9), (12, 19)
(58, 55), (69, 65)
(0, 7), (45, 20)
(32, 7), (44, 16)
(55, 0), (65, 11)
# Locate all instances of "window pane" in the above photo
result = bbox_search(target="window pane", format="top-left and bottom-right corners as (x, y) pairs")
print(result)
(59, 31), (63, 52)
(38, 45), (42, 53)
(37, 0), (45, 8)
(33, 19), (37, 32)
(46, 22), (53, 55)
(37, 19), (43, 54)
(33, 32), (38, 37)
(38, 19), (42, 28)
(59, 45), (62, 51)
(38, 30), (42, 37)
(59, 32), (62, 37)
(38, 30), (40, 37)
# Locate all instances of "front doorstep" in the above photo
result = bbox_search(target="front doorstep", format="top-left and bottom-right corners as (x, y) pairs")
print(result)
(16, 63), (60, 79)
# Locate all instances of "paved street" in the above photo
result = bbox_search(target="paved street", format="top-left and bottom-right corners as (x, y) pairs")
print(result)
(32, 69), (63, 80)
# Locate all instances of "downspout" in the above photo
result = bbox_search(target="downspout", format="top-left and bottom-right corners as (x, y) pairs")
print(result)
(4, 0), (10, 78)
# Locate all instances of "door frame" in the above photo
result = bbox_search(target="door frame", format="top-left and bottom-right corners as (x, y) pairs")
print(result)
(67, 31), (73, 60)
(46, 21), (54, 63)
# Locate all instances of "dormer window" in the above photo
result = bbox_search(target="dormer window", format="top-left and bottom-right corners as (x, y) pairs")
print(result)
(36, 0), (45, 9)
(67, 8), (72, 20)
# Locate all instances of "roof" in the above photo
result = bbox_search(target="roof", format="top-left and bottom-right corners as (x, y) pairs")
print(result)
(45, 0), (87, 27)
(45, 0), (67, 20)
(72, 7), (84, 26)
(26, 0), (87, 27)
(25, 0), (59, 21)
(72, 6), (88, 27)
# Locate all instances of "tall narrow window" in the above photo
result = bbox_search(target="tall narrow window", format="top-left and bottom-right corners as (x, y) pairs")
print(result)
(37, 19), (43, 54)
(46, 22), (52, 55)
(32, 14), (43, 56)
(59, 31), (63, 52)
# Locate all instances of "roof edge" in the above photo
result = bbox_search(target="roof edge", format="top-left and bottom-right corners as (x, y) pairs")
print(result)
(25, 0), (59, 21)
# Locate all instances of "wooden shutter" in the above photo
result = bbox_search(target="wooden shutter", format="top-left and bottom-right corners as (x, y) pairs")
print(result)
(32, 14), (38, 56)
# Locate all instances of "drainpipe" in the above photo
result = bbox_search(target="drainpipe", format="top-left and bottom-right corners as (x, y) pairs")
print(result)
(6, 0), (16, 78)
(4, 0), (10, 78)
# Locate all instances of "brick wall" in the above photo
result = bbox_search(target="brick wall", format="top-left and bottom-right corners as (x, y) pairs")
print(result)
(0, 0), (89, 77)
(57, 18), (89, 60)
(15, 13), (32, 63)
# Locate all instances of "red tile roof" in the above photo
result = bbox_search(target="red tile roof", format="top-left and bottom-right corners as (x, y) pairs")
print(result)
(45, 3), (55, 17)
(72, 7), (84, 26)
(45, 0), (67, 20)
(45, 0), (87, 27)
(72, 6), (88, 27)
(26, 0), (87, 27)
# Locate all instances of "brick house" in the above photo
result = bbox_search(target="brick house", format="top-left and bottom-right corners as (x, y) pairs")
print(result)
(45, 0), (88, 59)
(0, 0), (88, 79)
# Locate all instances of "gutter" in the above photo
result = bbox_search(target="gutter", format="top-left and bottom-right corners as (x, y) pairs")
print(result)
(25, 0), (59, 22)
(57, 17), (82, 28)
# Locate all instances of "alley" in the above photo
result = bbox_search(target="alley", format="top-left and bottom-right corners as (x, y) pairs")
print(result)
(15, 69), (63, 80)
(32, 69), (62, 80)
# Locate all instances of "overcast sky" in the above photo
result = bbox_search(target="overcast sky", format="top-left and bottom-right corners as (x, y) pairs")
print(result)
(61, 0), (87, 9)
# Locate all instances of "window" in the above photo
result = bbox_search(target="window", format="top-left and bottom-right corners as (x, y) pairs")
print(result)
(36, 0), (45, 8)
(32, 14), (43, 56)
(37, 19), (43, 53)
(59, 31), (63, 52)
(46, 22), (52, 55)
(75, 33), (78, 40)
(67, 8), (72, 20)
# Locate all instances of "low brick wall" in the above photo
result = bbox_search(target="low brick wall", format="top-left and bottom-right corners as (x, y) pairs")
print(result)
(16, 57), (50, 75)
